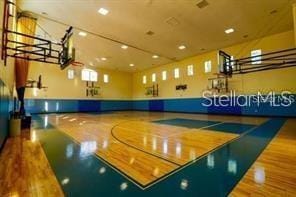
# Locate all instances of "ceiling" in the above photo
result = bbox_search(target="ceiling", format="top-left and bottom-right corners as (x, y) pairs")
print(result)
(16, 0), (296, 72)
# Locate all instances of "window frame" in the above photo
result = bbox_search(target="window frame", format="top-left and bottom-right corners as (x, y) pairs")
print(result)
(187, 65), (194, 76)
(174, 68), (180, 79)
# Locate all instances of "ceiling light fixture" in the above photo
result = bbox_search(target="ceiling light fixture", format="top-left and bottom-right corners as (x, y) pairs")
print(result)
(98, 8), (109, 15)
(101, 57), (107, 61)
(152, 55), (159, 59)
(78, 31), (87, 37)
(146, 31), (155, 36)
(178, 45), (186, 50)
(225, 28), (234, 34)
(129, 64), (134, 67)
(196, 0), (209, 9)
(121, 45), (128, 49)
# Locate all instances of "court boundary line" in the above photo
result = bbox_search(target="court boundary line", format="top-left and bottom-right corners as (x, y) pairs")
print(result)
(142, 121), (264, 190)
(61, 114), (260, 189)
(36, 114), (264, 191)
(43, 115), (238, 190)
(110, 120), (226, 166)
(110, 121), (182, 166)
(33, 115), (148, 190)
(109, 118), (258, 189)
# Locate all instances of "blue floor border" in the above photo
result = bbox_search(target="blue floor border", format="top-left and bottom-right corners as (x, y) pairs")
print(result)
(25, 96), (296, 117)
(33, 115), (286, 196)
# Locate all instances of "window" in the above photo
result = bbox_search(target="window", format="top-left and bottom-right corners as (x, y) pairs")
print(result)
(251, 49), (262, 64)
(81, 69), (98, 82)
(231, 56), (234, 67)
(174, 68), (180, 79)
(103, 74), (109, 83)
(81, 69), (90, 81)
(152, 73), (156, 82)
(143, 75), (147, 84)
(205, 61), (212, 73)
(90, 71), (98, 82)
(162, 71), (167, 81)
(187, 65), (194, 76)
(68, 69), (74, 79)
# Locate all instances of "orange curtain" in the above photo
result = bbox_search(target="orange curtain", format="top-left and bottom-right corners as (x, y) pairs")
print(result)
(15, 12), (37, 89)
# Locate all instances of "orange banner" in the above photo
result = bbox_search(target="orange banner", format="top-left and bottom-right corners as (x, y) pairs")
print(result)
(15, 12), (37, 89)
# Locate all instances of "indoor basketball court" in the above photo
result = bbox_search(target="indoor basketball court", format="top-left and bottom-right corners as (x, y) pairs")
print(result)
(0, 0), (295, 196)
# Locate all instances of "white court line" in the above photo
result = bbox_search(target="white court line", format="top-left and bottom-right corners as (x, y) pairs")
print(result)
(167, 121), (226, 138)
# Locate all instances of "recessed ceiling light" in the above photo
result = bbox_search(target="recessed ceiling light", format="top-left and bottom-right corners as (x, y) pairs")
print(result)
(225, 28), (234, 34)
(165, 17), (179, 26)
(89, 61), (94, 66)
(146, 31), (155, 36)
(101, 57), (107, 61)
(129, 63), (134, 67)
(178, 45), (186, 50)
(121, 45), (128, 49)
(78, 31), (87, 37)
(152, 55), (159, 59)
(270, 10), (278, 15)
(98, 8), (109, 15)
(196, 0), (209, 9)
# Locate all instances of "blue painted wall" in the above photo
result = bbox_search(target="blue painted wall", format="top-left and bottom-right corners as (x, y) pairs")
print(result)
(133, 100), (149, 111)
(0, 79), (11, 149)
(164, 98), (207, 113)
(133, 95), (296, 117)
(78, 100), (100, 112)
(25, 99), (132, 114)
(25, 95), (296, 117)
(207, 97), (242, 115)
(149, 100), (164, 111)
(25, 99), (79, 113)
(101, 100), (132, 111)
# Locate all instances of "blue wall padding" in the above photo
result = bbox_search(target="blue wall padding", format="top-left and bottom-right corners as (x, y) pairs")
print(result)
(24, 94), (296, 117)
(164, 98), (207, 113)
(149, 100), (164, 111)
(0, 79), (11, 149)
(25, 99), (78, 113)
(100, 100), (132, 111)
(207, 97), (242, 115)
(78, 100), (100, 112)
(133, 100), (149, 111)
(241, 95), (296, 117)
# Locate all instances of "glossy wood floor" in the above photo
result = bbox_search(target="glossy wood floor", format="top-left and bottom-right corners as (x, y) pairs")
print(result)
(47, 111), (264, 186)
(0, 130), (64, 197)
(230, 119), (296, 196)
(0, 112), (294, 196)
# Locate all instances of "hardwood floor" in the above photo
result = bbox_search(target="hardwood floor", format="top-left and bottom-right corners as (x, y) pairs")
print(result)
(47, 112), (248, 185)
(0, 112), (294, 196)
(230, 119), (296, 196)
(0, 131), (64, 197)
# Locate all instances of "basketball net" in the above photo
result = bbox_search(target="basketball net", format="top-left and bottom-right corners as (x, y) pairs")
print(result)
(70, 61), (84, 77)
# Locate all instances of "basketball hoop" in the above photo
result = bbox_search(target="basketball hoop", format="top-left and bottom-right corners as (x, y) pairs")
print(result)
(71, 61), (84, 67)
(207, 74), (229, 94)
(69, 61), (84, 77)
